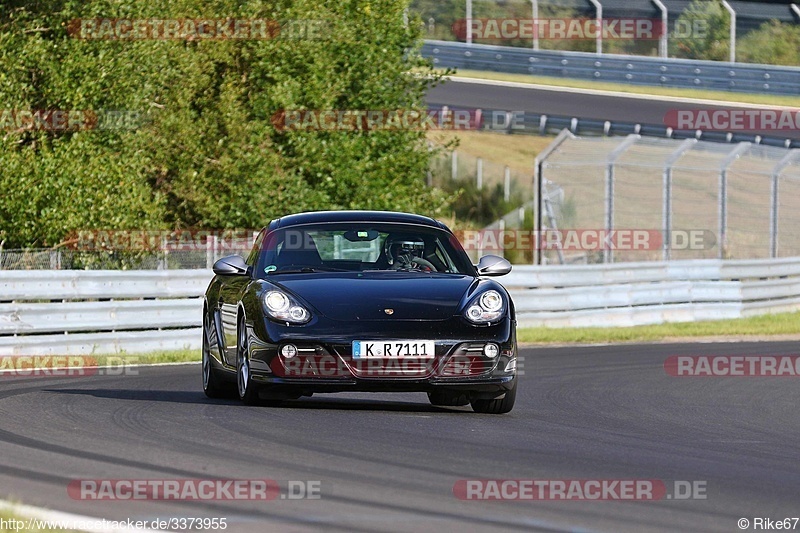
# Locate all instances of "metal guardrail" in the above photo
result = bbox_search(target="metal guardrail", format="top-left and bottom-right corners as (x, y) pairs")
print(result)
(2, 259), (800, 353)
(422, 40), (800, 96)
(429, 104), (800, 149)
(0, 270), (212, 356)
(504, 257), (800, 327)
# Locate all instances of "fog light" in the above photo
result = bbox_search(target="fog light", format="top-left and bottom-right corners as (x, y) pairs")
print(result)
(281, 344), (298, 358)
(484, 343), (499, 358)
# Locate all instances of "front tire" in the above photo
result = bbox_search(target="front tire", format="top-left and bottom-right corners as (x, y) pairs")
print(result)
(236, 315), (260, 405)
(202, 310), (235, 398)
(470, 380), (517, 414)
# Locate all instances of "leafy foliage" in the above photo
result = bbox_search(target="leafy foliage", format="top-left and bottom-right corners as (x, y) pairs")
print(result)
(738, 20), (800, 66)
(671, 0), (731, 61)
(0, 0), (451, 248)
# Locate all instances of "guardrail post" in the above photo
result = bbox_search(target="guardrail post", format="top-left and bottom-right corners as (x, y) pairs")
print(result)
(663, 139), (697, 260)
(770, 150), (800, 258)
(718, 142), (751, 259)
(604, 135), (639, 263)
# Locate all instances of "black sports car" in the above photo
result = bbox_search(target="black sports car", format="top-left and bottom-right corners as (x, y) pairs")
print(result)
(202, 210), (518, 413)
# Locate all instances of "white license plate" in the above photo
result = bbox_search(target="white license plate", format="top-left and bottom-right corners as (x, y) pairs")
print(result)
(352, 341), (435, 359)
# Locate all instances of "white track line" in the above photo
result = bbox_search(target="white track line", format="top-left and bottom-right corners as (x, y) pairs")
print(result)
(0, 500), (163, 533)
(447, 75), (800, 110)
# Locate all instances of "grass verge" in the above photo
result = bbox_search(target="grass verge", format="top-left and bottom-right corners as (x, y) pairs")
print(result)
(447, 69), (800, 108)
(518, 312), (800, 344)
(426, 129), (554, 174)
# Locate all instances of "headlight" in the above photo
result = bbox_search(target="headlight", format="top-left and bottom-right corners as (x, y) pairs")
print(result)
(263, 290), (311, 324)
(464, 289), (505, 324)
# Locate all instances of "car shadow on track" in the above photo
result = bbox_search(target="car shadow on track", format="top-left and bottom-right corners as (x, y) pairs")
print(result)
(43, 388), (471, 413)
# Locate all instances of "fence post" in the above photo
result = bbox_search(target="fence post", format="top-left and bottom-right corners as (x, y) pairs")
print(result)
(719, 143), (751, 259)
(587, 0), (603, 55)
(652, 0), (668, 58)
(426, 141), (434, 187)
(466, 0), (473, 45)
(159, 235), (168, 270)
(721, 0), (737, 63)
(504, 166), (511, 202)
(770, 149), (800, 258)
(451, 150), (458, 180)
(533, 129), (575, 265)
(476, 157), (483, 190)
(604, 135), (639, 263)
(663, 139), (697, 260)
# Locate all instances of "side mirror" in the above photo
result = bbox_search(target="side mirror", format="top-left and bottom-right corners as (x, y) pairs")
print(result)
(212, 255), (249, 276)
(476, 255), (512, 277)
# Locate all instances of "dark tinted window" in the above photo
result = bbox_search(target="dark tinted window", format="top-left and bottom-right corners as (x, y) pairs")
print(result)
(254, 223), (474, 276)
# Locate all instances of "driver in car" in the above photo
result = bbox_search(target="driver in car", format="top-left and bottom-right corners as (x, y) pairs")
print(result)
(385, 237), (437, 271)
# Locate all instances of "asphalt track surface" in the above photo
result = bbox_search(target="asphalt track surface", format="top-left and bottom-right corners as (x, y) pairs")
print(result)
(1, 341), (798, 532)
(426, 79), (800, 140)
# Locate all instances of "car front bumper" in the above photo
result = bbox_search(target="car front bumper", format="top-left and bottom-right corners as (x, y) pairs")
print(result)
(243, 315), (518, 397)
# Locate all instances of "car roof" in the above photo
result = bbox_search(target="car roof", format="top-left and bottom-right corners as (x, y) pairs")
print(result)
(267, 210), (451, 232)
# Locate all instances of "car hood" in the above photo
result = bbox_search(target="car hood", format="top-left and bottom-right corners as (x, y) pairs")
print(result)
(272, 272), (476, 321)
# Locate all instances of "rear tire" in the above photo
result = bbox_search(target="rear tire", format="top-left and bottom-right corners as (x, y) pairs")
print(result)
(470, 380), (517, 414)
(202, 311), (235, 398)
(237, 316), (261, 406)
(427, 391), (470, 406)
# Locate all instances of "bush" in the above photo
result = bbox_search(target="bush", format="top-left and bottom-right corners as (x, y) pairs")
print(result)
(0, 0), (452, 248)
(739, 20), (800, 66)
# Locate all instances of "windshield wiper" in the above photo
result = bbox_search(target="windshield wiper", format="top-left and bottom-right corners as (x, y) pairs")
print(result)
(269, 266), (349, 274)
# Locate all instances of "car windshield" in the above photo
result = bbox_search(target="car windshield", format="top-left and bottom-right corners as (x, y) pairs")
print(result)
(253, 223), (474, 275)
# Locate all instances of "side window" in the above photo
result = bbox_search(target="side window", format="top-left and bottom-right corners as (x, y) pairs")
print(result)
(434, 239), (457, 272)
(246, 229), (266, 267)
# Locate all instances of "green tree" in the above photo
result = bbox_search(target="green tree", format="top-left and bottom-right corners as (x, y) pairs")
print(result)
(0, 0), (451, 248)
(738, 20), (800, 66)
(671, 0), (731, 61)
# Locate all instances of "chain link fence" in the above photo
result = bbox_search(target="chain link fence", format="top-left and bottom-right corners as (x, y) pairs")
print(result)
(536, 130), (800, 264)
(6, 131), (800, 269)
(0, 243), (253, 271)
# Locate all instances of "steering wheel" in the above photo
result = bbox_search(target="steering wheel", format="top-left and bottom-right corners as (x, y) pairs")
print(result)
(410, 257), (437, 271)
